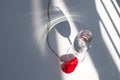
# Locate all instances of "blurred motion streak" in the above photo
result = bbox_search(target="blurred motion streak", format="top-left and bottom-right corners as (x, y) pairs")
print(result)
(31, 0), (47, 54)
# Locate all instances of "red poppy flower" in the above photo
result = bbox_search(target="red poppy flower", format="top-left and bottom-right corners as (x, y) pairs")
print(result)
(61, 57), (78, 74)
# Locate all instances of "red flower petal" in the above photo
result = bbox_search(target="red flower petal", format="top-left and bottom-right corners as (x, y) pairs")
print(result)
(61, 57), (78, 74)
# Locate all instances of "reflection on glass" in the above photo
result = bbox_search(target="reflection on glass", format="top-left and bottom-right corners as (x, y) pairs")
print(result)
(60, 30), (93, 74)
(74, 30), (93, 53)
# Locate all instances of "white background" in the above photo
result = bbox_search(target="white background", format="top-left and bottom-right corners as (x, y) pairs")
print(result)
(0, 0), (120, 80)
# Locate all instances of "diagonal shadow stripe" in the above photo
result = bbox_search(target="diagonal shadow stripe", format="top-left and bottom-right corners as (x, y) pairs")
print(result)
(100, 0), (120, 38)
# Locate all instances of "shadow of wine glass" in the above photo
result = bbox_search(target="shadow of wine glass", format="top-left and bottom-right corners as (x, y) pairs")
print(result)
(55, 21), (72, 44)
